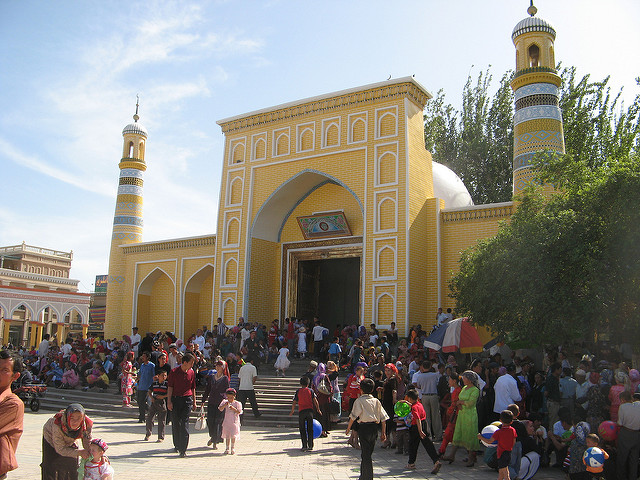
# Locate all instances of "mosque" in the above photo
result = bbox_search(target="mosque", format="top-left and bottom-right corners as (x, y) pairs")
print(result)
(104, 5), (564, 339)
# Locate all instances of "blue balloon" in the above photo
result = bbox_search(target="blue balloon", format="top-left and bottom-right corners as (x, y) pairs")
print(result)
(312, 419), (323, 439)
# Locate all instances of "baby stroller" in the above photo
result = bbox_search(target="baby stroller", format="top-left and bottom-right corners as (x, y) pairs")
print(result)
(12, 377), (47, 412)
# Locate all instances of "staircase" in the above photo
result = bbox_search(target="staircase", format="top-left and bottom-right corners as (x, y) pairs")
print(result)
(38, 358), (329, 429)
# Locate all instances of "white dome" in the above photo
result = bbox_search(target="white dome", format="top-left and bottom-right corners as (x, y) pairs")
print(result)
(512, 16), (556, 41)
(432, 162), (474, 208)
(122, 122), (148, 138)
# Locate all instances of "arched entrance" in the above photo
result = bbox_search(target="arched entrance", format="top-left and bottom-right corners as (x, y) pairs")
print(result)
(247, 170), (364, 332)
(9, 304), (32, 347)
(136, 268), (175, 334)
(183, 264), (214, 339)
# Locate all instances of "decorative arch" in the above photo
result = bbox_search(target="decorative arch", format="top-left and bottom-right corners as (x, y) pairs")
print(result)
(62, 307), (84, 324)
(222, 298), (236, 324)
(324, 122), (339, 147)
(375, 293), (395, 324)
(300, 127), (314, 151)
(250, 169), (364, 243)
(377, 152), (397, 185)
(351, 118), (366, 143)
(528, 43), (540, 67)
(378, 112), (397, 137)
(138, 267), (175, 295)
(37, 304), (61, 321)
(275, 132), (289, 156)
(254, 137), (266, 160)
(232, 142), (245, 163)
(11, 303), (34, 320)
(225, 217), (241, 246)
(183, 264), (215, 338)
(228, 177), (243, 205)
(377, 197), (397, 231)
(223, 257), (238, 286)
(376, 245), (396, 278)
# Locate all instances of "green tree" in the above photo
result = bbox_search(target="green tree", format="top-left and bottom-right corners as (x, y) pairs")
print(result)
(424, 69), (514, 205)
(449, 152), (640, 345)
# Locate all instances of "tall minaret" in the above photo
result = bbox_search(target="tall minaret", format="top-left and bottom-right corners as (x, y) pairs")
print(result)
(104, 98), (147, 338)
(511, 1), (565, 196)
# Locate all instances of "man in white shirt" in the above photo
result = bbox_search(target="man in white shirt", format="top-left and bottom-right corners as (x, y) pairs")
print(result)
(435, 308), (447, 327)
(237, 359), (261, 419)
(617, 390), (640, 480)
(130, 327), (141, 357)
(60, 339), (73, 359)
(311, 318), (326, 359)
(193, 328), (205, 352)
(167, 343), (181, 369)
(493, 363), (522, 419)
(412, 360), (442, 440)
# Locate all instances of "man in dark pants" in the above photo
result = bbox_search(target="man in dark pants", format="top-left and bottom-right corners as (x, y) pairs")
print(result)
(136, 352), (155, 423)
(167, 352), (196, 457)
(345, 379), (388, 480)
(237, 358), (261, 421)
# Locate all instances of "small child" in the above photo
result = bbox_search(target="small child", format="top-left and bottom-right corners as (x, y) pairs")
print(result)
(481, 410), (517, 480)
(274, 346), (291, 377)
(219, 388), (243, 454)
(145, 370), (168, 442)
(289, 376), (321, 451)
(83, 438), (114, 480)
(394, 409), (410, 455)
(583, 433), (609, 479)
(404, 389), (442, 474)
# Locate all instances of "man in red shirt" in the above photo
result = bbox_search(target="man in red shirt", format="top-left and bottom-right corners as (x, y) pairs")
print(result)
(167, 352), (196, 457)
(481, 410), (517, 480)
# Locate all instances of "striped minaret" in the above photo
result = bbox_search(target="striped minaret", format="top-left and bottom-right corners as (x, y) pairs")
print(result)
(510, 2), (565, 196)
(105, 99), (147, 338)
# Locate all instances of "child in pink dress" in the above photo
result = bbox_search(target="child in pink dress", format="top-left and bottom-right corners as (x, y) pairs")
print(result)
(218, 388), (243, 454)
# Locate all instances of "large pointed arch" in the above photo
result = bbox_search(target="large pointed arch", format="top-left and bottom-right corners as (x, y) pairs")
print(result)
(250, 169), (364, 243)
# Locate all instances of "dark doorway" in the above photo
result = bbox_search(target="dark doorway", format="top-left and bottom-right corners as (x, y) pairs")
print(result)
(296, 257), (360, 332)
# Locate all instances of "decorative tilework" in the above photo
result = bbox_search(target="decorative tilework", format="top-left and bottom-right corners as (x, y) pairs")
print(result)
(513, 152), (535, 170)
(113, 216), (144, 226)
(514, 105), (562, 126)
(108, 275), (125, 283)
(115, 202), (143, 213)
(515, 94), (559, 111)
(117, 185), (143, 196)
(514, 82), (559, 102)
(111, 232), (142, 241)
(119, 169), (144, 178)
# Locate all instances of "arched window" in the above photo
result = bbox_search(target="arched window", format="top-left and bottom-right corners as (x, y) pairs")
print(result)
(528, 44), (540, 67)
(128, 141), (134, 158)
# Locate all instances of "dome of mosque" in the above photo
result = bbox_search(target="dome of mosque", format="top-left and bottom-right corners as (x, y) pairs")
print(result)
(122, 121), (148, 138)
(432, 162), (474, 208)
(512, 16), (556, 41)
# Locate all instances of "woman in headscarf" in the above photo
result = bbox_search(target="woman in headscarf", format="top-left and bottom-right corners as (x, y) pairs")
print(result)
(381, 363), (398, 448)
(120, 351), (135, 407)
(608, 371), (630, 422)
(567, 419), (591, 479)
(203, 359), (230, 449)
(42, 403), (93, 479)
(312, 363), (332, 437)
(448, 370), (480, 466)
(326, 361), (341, 422)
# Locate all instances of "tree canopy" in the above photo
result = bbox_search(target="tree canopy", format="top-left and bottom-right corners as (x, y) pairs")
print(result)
(449, 152), (640, 346)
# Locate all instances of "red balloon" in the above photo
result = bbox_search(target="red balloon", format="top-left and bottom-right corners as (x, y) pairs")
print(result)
(598, 421), (618, 442)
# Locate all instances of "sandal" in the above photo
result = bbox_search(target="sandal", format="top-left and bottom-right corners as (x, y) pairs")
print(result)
(405, 464), (416, 470)
(431, 461), (442, 474)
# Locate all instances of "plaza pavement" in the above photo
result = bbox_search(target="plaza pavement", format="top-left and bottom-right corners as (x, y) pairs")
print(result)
(11, 411), (565, 480)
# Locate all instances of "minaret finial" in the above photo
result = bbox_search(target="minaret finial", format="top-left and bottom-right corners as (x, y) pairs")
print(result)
(527, 0), (537, 17)
(133, 94), (140, 122)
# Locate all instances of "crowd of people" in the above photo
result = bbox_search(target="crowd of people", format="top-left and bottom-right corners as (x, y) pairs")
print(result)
(2, 313), (640, 480)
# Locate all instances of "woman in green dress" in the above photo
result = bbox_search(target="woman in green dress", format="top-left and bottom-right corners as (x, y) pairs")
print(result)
(442, 370), (480, 466)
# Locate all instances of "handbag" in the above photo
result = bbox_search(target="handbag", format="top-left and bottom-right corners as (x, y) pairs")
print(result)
(328, 399), (340, 414)
(194, 405), (206, 430)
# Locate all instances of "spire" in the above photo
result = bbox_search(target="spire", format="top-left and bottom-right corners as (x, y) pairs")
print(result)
(133, 94), (140, 123)
(527, 0), (537, 17)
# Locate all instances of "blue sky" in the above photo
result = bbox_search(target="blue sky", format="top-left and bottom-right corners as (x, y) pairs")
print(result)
(1, 0), (638, 292)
